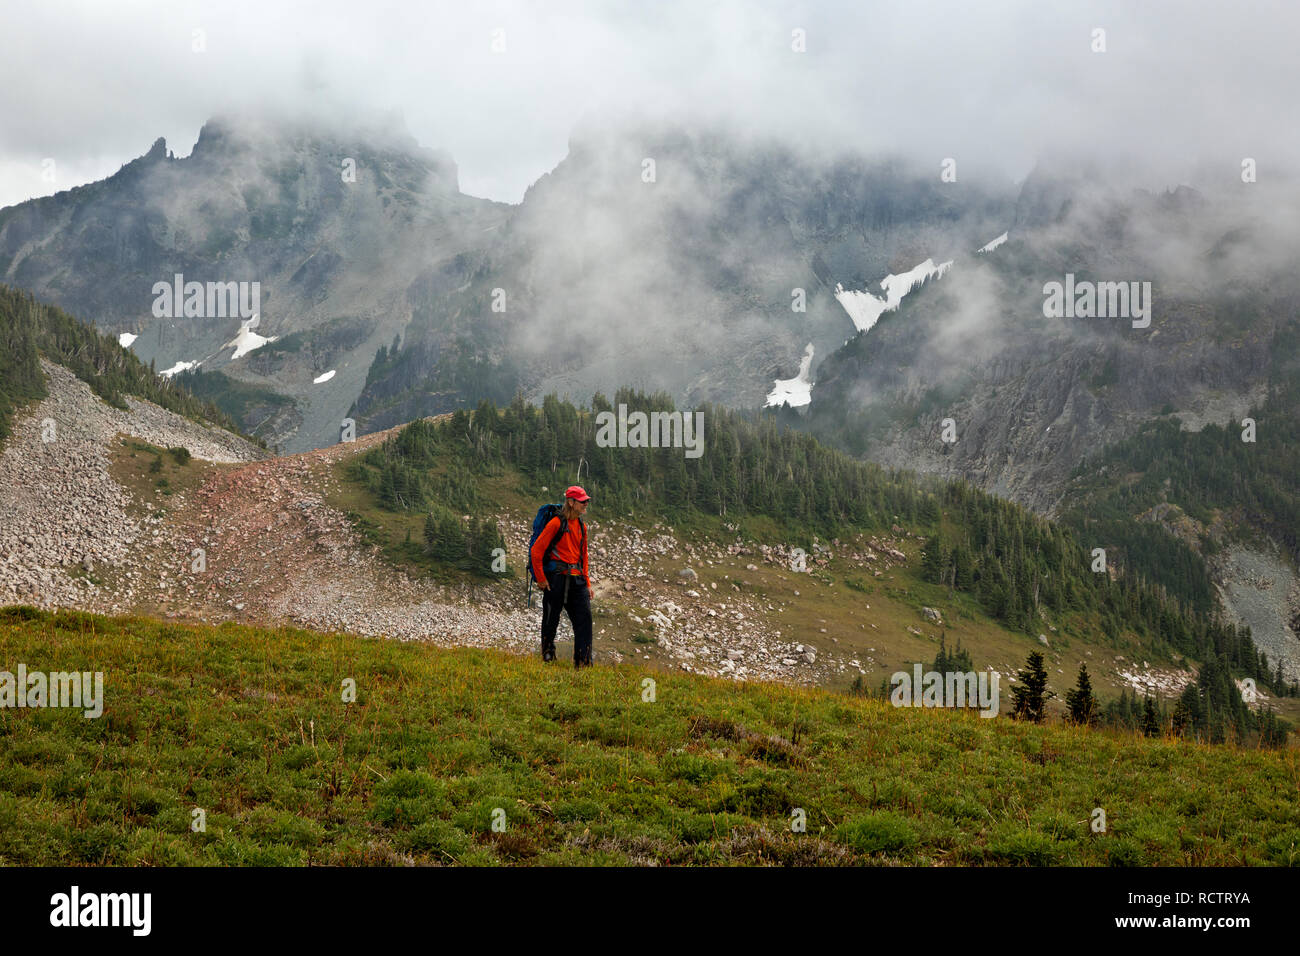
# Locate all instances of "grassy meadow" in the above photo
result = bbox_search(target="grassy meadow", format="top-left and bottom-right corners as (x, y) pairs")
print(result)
(1, 606), (1298, 866)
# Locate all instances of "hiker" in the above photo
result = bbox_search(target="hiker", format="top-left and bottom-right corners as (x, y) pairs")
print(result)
(530, 486), (593, 667)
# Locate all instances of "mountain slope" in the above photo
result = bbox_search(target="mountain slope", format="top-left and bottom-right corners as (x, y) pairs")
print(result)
(0, 357), (263, 609)
(805, 178), (1298, 511)
(350, 119), (1014, 432)
(801, 171), (1300, 680)
(4, 289), (1295, 750)
(0, 114), (511, 452)
(0, 283), (244, 440)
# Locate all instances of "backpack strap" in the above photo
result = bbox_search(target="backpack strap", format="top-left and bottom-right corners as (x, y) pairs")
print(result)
(541, 513), (567, 571)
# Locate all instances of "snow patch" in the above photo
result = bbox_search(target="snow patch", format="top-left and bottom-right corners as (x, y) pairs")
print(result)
(833, 286), (892, 334)
(313, 369), (336, 384)
(159, 360), (198, 378)
(118, 332), (137, 348)
(765, 343), (814, 408)
(834, 257), (953, 334)
(224, 314), (277, 360)
(977, 231), (1009, 253)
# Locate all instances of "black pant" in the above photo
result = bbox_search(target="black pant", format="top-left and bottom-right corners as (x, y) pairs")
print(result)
(540, 570), (593, 666)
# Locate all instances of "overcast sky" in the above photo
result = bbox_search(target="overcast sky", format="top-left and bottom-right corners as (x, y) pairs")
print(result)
(1, 0), (1296, 209)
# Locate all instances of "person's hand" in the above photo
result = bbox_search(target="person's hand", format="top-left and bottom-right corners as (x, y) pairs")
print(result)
(537, 578), (549, 590)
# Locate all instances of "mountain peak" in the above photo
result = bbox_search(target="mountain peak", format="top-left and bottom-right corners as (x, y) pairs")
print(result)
(188, 110), (458, 191)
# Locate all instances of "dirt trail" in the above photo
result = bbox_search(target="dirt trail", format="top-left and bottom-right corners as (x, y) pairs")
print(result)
(158, 420), (544, 656)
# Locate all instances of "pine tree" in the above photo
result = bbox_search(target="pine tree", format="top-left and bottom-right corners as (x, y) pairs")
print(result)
(1171, 695), (1191, 738)
(920, 535), (944, 584)
(424, 508), (467, 564)
(468, 517), (505, 576)
(1010, 650), (1051, 722)
(933, 634), (951, 673)
(953, 544), (974, 590)
(1064, 663), (1099, 726)
(1141, 695), (1160, 737)
(1257, 707), (1290, 749)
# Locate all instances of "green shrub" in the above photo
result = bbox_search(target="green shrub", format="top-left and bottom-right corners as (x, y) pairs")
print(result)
(836, 812), (918, 855)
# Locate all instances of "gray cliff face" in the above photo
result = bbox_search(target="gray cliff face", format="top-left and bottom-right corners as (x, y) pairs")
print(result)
(0, 112), (509, 452)
(346, 120), (1017, 430)
(806, 180), (1298, 516)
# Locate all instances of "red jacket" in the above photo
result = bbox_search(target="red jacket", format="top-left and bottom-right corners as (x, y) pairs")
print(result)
(530, 516), (589, 589)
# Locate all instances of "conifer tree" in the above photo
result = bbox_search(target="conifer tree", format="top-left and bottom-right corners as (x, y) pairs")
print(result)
(1257, 707), (1290, 749)
(920, 535), (944, 584)
(1141, 695), (1160, 737)
(1171, 695), (1191, 738)
(1120, 689), (1135, 727)
(1010, 650), (1051, 722)
(1065, 663), (1099, 726)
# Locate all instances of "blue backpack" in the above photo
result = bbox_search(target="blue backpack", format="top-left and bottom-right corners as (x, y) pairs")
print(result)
(527, 503), (566, 583)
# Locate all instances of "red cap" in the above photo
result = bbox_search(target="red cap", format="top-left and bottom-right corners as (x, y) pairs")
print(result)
(565, 485), (591, 502)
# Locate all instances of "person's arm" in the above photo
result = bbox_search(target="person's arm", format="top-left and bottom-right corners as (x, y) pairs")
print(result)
(530, 517), (560, 587)
(582, 523), (590, 589)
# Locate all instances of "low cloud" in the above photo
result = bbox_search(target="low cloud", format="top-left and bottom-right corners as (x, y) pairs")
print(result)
(2, 0), (1299, 210)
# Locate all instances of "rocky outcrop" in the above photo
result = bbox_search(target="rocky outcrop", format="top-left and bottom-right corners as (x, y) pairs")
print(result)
(1213, 546), (1300, 682)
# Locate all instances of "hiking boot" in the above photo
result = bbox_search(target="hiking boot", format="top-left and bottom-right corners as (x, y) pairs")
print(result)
(541, 642), (557, 662)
